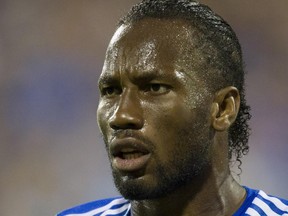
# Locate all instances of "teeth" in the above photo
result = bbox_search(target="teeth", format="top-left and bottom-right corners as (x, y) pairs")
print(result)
(122, 152), (143, 159)
(121, 148), (135, 153)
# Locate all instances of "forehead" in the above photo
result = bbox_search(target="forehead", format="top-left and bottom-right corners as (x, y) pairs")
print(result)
(110, 18), (195, 51)
(103, 18), (203, 75)
(129, 18), (191, 37)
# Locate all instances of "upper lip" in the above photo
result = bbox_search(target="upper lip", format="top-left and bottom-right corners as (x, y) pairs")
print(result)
(110, 137), (151, 158)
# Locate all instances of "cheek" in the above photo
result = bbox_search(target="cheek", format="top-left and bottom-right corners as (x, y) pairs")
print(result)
(143, 97), (211, 155)
(97, 101), (113, 135)
(143, 101), (194, 149)
(151, 100), (194, 128)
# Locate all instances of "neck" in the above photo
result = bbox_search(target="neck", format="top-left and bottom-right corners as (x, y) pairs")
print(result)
(131, 172), (245, 216)
(130, 133), (246, 216)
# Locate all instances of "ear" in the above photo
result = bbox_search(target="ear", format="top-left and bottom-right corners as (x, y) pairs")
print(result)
(210, 86), (240, 131)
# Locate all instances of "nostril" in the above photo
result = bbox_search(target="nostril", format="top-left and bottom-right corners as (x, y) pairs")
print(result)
(110, 124), (136, 130)
(109, 119), (143, 130)
(109, 112), (143, 130)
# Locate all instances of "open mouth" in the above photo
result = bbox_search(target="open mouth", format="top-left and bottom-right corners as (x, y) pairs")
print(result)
(110, 139), (151, 172)
(117, 148), (147, 160)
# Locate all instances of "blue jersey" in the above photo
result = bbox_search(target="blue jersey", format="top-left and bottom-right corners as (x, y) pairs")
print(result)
(57, 187), (288, 216)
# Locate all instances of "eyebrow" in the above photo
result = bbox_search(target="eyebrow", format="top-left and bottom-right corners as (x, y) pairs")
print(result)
(98, 74), (118, 86)
(98, 69), (183, 87)
(133, 70), (166, 82)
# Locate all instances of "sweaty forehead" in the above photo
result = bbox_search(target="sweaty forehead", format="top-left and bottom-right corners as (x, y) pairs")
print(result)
(110, 18), (194, 49)
(103, 18), (204, 75)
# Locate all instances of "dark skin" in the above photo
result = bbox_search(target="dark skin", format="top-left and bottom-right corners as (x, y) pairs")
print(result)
(97, 18), (246, 216)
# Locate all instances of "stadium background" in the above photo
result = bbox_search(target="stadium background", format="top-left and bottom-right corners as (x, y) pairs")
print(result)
(0, 0), (287, 215)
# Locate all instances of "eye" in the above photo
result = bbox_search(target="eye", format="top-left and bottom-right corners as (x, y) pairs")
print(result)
(100, 86), (121, 97)
(144, 83), (171, 95)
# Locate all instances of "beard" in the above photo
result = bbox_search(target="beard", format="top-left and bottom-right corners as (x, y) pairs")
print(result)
(109, 124), (213, 201)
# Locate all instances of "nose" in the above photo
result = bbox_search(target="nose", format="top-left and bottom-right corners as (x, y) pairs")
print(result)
(109, 90), (144, 130)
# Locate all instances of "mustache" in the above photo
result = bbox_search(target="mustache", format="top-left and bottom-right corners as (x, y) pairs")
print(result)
(105, 130), (155, 151)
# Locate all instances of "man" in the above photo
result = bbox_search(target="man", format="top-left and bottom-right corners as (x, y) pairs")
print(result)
(57, 0), (288, 215)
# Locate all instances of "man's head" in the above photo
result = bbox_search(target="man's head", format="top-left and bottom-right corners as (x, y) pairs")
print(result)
(97, 0), (251, 200)
(118, 0), (251, 162)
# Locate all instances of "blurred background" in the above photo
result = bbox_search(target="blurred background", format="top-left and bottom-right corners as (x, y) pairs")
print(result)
(0, 0), (287, 215)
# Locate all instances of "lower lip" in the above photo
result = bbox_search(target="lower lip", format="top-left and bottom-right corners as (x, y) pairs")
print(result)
(112, 154), (151, 172)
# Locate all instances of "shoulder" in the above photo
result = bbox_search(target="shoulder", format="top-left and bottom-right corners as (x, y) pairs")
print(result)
(235, 186), (288, 216)
(56, 197), (131, 216)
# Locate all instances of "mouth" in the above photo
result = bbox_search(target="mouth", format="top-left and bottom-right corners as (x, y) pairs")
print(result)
(116, 148), (148, 159)
(110, 138), (151, 172)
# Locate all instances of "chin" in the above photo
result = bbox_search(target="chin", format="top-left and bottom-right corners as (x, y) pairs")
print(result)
(112, 169), (196, 200)
(113, 171), (158, 200)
